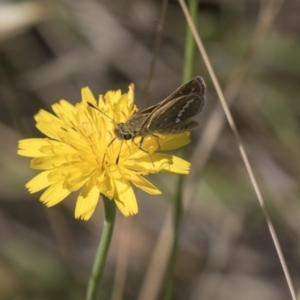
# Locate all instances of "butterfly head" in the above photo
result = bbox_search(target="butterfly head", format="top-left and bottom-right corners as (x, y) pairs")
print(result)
(114, 123), (133, 140)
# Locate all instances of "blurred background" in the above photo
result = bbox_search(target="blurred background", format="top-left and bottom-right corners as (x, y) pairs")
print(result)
(1, 0), (300, 299)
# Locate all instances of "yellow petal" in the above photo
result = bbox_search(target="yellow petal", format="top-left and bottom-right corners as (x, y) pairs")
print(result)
(127, 84), (134, 104)
(52, 100), (76, 120)
(159, 133), (191, 150)
(25, 170), (52, 193)
(30, 155), (78, 170)
(105, 90), (122, 106)
(81, 87), (97, 106)
(64, 171), (91, 191)
(34, 109), (63, 124)
(125, 153), (190, 175)
(100, 172), (115, 200)
(34, 110), (65, 140)
(18, 138), (49, 157)
(40, 182), (71, 207)
(113, 179), (138, 216)
(156, 154), (191, 174)
(35, 123), (66, 142)
(123, 169), (161, 195)
(75, 182), (100, 220)
(18, 138), (79, 158)
(47, 166), (90, 191)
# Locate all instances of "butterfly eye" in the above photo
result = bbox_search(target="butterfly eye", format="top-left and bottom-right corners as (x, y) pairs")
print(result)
(123, 133), (132, 140)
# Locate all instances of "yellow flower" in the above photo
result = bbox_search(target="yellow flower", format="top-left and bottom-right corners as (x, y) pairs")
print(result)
(17, 85), (191, 220)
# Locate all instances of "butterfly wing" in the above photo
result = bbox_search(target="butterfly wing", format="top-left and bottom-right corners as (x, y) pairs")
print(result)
(140, 76), (206, 128)
(138, 76), (206, 115)
(154, 119), (199, 134)
(163, 76), (206, 101)
(144, 92), (206, 132)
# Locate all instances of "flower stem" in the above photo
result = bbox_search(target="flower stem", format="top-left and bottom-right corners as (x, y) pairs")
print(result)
(86, 195), (116, 300)
(163, 0), (198, 299)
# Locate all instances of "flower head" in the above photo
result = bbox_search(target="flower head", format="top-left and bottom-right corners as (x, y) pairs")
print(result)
(18, 85), (191, 220)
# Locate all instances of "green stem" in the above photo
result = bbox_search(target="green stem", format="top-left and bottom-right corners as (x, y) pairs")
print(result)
(163, 0), (198, 299)
(182, 0), (198, 83)
(86, 195), (116, 300)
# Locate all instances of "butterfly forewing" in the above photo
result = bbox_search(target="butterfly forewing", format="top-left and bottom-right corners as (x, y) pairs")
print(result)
(162, 76), (206, 102)
(136, 76), (206, 117)
(144, 93), (205, 132)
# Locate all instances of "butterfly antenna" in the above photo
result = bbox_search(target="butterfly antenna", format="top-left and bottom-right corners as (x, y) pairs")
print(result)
(87, 102), (117, 125)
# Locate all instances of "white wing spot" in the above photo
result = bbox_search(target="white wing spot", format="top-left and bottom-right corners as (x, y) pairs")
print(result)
(176, 99), (194, 119)
(175, 117), (181, 123)
(163, 117), (168, 122)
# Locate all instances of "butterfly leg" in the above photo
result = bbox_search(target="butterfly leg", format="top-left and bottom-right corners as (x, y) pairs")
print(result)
(149, 133), (161, 149)
(132, 136), (140, 148)
(102, 137), (116, 168)
(132, 134), (160, 149)
(133, 136), (154, 166)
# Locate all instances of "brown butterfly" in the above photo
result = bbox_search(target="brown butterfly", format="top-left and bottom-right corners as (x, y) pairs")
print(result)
(88, 76), (207, 165)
